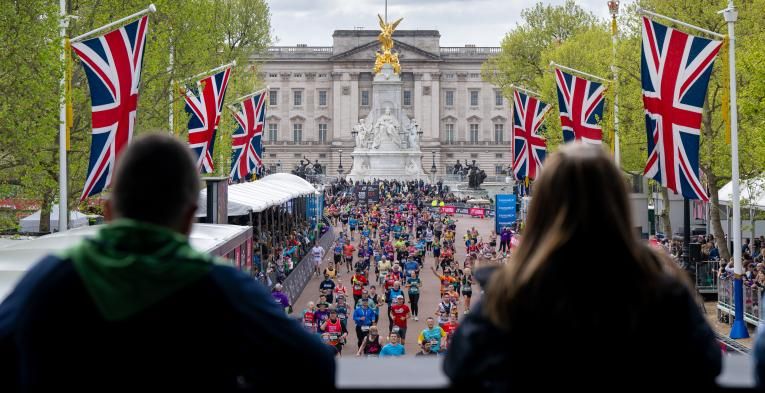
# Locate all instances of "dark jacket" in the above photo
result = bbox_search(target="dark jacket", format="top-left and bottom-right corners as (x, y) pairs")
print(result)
(444, 268), (721, 391)
(0, 256), (335, 391)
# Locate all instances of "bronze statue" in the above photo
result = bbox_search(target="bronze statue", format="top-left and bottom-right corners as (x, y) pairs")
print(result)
(373, 15), (403, 74)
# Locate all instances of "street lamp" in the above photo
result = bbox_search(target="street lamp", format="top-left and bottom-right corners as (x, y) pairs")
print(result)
(430, 150), (437, 183)
(337, 149), (344, 179)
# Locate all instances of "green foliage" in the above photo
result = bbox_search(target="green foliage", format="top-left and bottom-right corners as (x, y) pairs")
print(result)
(484, 0), (765, 181)
(0, 0), (272, 226)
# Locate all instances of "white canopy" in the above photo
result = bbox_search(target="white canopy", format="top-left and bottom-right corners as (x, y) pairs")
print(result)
(19, 204), (89, 233)
(0, 223), (250, 301)
(718, 176), (765, 211)
(197, 173), (318, 217)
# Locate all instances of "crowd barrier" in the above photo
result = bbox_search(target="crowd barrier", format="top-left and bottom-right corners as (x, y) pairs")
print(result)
(717, 276), (762, 326)
(696, 261), (719, 294)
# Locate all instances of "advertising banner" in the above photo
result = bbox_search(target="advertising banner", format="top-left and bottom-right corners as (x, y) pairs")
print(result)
(440, 205), (457, 215)
(495, 194), (517, 233)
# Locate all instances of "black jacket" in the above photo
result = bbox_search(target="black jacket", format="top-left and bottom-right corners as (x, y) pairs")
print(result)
(0, 256), (335, 392)
(444, 267), (721, 391)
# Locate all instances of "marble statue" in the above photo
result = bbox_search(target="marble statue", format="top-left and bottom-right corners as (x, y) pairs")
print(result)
(372, 107), (401, 149)
(406, 118), (420, 150)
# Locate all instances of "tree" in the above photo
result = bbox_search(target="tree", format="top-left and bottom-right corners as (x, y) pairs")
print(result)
(0, 0), (272, 233)
(484, 0), (765, 253)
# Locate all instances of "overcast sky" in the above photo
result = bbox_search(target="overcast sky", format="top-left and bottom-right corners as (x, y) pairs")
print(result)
(268, 0), (618, 47)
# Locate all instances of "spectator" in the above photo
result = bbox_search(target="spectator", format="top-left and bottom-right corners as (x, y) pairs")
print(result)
(444, 143), (720, 391)
(0, 134), (334, 390)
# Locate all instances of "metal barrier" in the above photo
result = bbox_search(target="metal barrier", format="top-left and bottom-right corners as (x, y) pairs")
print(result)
(279, 230), (336, 304)
(696, 261), (719, 293)
(717, 275), (763, 326)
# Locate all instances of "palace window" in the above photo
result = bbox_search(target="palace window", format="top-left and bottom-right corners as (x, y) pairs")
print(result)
(445, 90), (454, 107)
(494, 123), (504, 143)
(293, 123), (303, 143)
(318, 90), (328, 107)
(361, 90), (370, 106)
(269, 90), (278, 106)
(470, 90), (480, 107)
(469, 124), (479, 143)
(403, 90), (412, 106)
(268, 124), (278, 142)
(495, 90), (504, 106)
(293, 90), (302, 106)
(318, 123), (328, 143)
(445, 124), (455, 144)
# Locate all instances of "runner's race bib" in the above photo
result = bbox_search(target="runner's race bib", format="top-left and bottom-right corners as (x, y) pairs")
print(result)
(361, 325), (370, 332)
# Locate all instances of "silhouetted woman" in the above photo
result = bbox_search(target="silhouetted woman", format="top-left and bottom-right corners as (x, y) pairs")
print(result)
(444, 144), (721, 391)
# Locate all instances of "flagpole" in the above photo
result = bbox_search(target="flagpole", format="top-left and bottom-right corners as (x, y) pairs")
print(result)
(608, 1), (621, 166)
(168, 39), (174, 134)
(722, 0), (747, 339)
(72, 4), (156, 42)
(637, 7), (725, 39)
(549, 61), (610, 83)
(509, 84), (542, 98)
(182, 60), (237, 85)
(230, 88), (268, 106)
(59, 0), (68, 232)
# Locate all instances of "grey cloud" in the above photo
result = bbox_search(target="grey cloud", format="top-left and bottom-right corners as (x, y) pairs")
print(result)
(269, 0), (625, 46)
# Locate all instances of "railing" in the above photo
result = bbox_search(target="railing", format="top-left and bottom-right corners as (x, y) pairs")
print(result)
(696, 261), (719, 294)
(267, 46), (333, 54)
(439, 47), (501, 57)
(717, 275), (762, 325)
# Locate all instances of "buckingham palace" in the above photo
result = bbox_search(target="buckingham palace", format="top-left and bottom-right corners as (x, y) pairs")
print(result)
(253, 28), (509, 179)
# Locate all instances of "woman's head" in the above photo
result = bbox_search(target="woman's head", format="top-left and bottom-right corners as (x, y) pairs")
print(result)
(485, 143), (670, 328)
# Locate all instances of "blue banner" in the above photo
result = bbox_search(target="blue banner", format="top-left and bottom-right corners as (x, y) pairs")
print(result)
(307, 194), (324, 229)
(495, 194), (516, 233)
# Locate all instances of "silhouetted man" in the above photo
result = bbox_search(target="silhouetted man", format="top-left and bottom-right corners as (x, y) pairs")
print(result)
(0, 134), (335, 391)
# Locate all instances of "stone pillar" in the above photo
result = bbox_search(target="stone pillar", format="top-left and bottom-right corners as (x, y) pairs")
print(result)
(430, 73), (441, 141)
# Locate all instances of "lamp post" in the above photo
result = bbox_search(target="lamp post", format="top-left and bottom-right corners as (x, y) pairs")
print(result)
(722, 0), (747, 340)
(337, 149), (344, 180)
(430, 151), (437, 183)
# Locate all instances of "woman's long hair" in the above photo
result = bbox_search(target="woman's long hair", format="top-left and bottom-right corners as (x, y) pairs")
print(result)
(485, 143), (685, 328)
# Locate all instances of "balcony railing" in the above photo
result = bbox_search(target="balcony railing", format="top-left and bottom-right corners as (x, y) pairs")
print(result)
(440, 47), (501, 57)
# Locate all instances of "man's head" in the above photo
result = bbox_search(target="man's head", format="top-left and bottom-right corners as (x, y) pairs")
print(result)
(389, 331), (399, 344)
(105, 134), (199, 234)
(426, 316), (435, 328)
(396, 295), (404, 305)
(274, 283), (283, 292)
(421, 342), (432, 353)
(369, 285), (377, 294)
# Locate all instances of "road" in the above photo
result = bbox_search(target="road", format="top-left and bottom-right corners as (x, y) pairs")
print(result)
(292, 214), (495, 357)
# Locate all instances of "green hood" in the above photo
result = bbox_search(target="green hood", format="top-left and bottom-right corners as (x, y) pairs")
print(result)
(65, 219), (214, 321)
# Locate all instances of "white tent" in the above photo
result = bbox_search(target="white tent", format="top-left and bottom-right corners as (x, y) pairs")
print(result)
(718, 176), (765, 211)
(196, 173), (318, 218)
(19, 204), (89, 233)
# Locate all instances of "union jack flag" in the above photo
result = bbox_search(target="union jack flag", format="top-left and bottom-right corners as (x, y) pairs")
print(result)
(71, 16), (149, 200)
(512, 91), (551, 181)
(184, 68), (232, 173)
(554, 68), (606, 144)
(642, 17), (721, 201)
(230, 90), (266, 181)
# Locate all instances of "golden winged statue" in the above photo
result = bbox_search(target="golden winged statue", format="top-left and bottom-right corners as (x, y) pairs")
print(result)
(374, 15), (403, 74)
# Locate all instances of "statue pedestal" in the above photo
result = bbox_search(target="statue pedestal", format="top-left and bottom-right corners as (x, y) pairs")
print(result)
(347, 64), (426, 182)
(348, 150), (426, 181)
